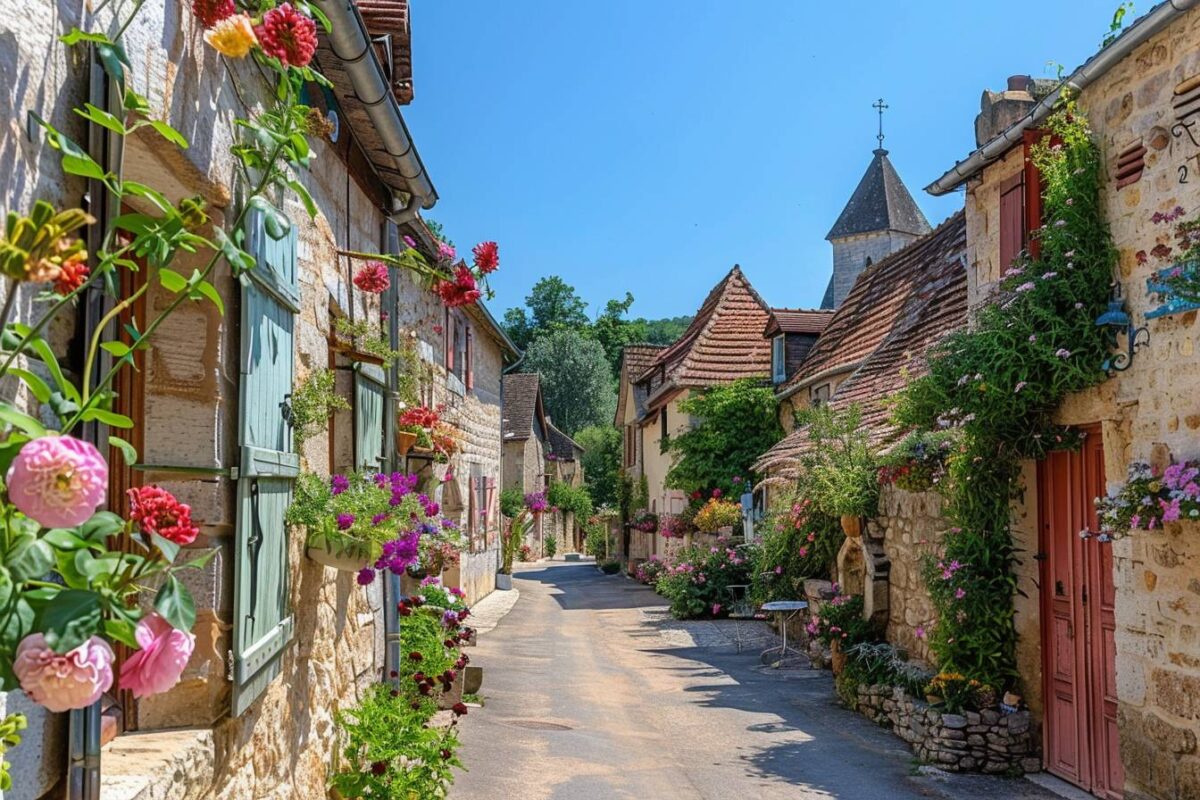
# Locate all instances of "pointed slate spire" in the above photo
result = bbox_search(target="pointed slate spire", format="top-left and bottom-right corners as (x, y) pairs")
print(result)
(826, 149), (931, 241)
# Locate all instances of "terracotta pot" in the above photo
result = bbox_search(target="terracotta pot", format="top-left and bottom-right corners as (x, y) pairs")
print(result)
(464, 665), (484, 694)
(840, 514), (862, 538)
(396, 430), (417, 456)
(830, 639), (847, 674)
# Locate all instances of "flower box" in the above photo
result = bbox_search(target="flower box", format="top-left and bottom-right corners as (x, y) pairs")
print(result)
(305, 530), (376, 573)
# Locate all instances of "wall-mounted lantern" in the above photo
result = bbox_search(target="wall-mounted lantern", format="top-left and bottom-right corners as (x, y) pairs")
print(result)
(1095, 282), (1150, 373)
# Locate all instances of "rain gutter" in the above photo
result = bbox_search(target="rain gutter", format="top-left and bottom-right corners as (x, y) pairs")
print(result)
(926, 0), (1199, 196)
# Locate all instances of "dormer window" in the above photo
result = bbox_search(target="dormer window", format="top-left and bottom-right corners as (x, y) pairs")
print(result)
(771, 334), (786, 383)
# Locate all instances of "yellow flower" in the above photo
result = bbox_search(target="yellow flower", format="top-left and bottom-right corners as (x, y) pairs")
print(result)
(204, 14), (257, 58)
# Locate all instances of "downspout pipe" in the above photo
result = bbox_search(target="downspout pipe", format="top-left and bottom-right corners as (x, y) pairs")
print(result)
(316, 0), (438, 209)
(926, 0), (1199, 196)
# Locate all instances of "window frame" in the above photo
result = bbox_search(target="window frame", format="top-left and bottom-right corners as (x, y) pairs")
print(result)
(771, 334), (786, 383)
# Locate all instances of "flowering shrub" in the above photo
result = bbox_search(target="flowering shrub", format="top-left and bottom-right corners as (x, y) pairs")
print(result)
(793, 405), (879, 519)
(633, 556), (667, 585)
(657, 513), (686, 539)
(1096, 460), (1200, 536)
(752, 497), (842, 603)
(654, 540), (756, 619)
(693, 497), (741, 533)
(1138, 204), (1200, 304)
(524, 491), (549, 515)
(805, 593), (872, 647)
(631, 510), (658, 533)
(876, 430), (956, 493)
(518, 544), (534, 562)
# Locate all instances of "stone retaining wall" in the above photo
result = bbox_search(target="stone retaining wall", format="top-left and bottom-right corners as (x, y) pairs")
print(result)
(854, 683), (1040, 775)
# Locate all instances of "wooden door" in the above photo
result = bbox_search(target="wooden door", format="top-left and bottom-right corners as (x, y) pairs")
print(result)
(1039, 428), (1123, 798)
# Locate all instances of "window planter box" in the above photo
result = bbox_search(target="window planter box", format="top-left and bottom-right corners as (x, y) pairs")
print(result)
(305, 530), (377, 573)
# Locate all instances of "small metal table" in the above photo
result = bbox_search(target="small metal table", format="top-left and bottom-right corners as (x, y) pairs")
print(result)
(760, 600), (809, 668)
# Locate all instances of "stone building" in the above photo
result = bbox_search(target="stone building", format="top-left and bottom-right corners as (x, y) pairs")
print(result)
(616, 266), (773, 560)
(755, 212), (968, 661)
(0, 0), (510, 796)
(821, 145), (932, 308)
(764, 308), (834, 385)
(546, 421), (586, 552)
(920, 5), (1200, 797)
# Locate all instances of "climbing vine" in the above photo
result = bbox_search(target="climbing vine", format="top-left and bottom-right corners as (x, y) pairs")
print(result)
(893, 101), (1117, 690)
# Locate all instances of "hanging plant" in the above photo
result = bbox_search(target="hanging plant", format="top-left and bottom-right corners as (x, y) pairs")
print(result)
(290, 368), (349, 445)
(1095, 460), (1200, 537)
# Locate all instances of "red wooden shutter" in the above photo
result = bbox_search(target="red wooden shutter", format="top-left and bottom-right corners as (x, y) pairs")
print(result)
(465, 327), (474, 390)
(444, 308), (453, 371)
(485, 478), (496, 540)
(467, 474), (476, 537)
(999, 171), (1025, 272)
(1022, 129), (1049, 260)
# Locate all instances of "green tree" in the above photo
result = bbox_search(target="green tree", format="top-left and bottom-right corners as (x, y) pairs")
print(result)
(665, 379), (782, 498)
(504, 276), (590, 350)
(575, 425), (622, 508)
(522, 329), (616, 435)
(591, 293), (648, 377)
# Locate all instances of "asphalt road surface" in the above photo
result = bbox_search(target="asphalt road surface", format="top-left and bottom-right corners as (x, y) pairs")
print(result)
(452, 560), (1063, 800)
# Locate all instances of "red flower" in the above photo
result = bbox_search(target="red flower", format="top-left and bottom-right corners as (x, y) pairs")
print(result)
(399, 406), (439, 428)
(440, 748), (453, 760)
(53, 254), (90, 296)
(255, 4), (317, 68)
(127, 485), (200, 545)
(471, 241), (499, 274)
(370, 761), (387, 776)
(352, 261), (390, 294)
(435, 264), (482, 308)
(451, 702), (469, 716)
(192, 0), (234, 28)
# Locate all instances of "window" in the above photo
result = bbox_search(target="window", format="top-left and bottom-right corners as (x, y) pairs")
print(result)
(660, 407), (668, 443)
(444, 311), (473, 389)
(771, 334), (786, 383)
(811, 383), (831, 406)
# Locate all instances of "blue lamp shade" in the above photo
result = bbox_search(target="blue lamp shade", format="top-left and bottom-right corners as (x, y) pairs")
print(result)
(1095, 300), (1131, 328)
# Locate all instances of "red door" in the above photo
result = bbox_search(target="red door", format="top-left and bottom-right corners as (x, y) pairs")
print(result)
(1038, 428), (1123, 799)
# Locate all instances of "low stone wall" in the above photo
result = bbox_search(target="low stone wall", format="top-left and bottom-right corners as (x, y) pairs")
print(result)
(854, 683), (1040, 775)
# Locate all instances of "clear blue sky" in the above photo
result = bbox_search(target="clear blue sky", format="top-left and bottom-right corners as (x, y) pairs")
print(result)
(405, 1), (1120, 320)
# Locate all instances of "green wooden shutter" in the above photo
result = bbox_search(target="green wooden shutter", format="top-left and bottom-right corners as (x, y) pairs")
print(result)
(354, 363), (386, 471)
(232, 212), (300, 717)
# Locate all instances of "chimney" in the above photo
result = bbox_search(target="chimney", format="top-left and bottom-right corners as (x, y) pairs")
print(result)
(975, 75), (1039, 146)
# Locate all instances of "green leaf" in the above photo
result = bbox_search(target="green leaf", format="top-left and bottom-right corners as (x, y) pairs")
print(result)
(40, 590), (101, 653)
(0, 435), (27, 477)
(158, 268), (187, 293)
(74, 103), (126, 135)
(103, 619), (140, 649)
(215, 228), (255, 275)
(100, 341), (131, 358)
(177, 547), (218, 571)
(150, 532), (180, 564)
(17, 328), (80, 403)
(0, 405), (46, 437)
(122, 182), (173, 214)
(248, 197), (291, 240)
(191, 279), (224, 315)
(286, 179), (317, 220)
(96, 43), (128, 84)
(109, 435), (138, 467)
(154, 575), (195, 631)
(79, 511), (126, 543)
(7, 537), (54, 581)
(80, 408), (133, 428)
(8, 369), (51, 404)
(59, 28), (112, 46)
(43, 529), (89, 550)
(147, 120), (188, 149)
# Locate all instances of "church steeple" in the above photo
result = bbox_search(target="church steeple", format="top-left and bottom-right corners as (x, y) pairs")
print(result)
(821, 108), (930, 309)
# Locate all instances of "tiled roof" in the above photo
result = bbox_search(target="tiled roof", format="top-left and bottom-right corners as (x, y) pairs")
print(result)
(827, 149), (931, 240)
(614, 344), (667, 426)
(764, 308), (836, 337)
(778, 212), (967, 397)
(355, 0), (414, 104)
(502, 373), (544, 442)
(756, 212), (967, 476)
(637, 266), (773, 404)
(546, 422), (583, 460)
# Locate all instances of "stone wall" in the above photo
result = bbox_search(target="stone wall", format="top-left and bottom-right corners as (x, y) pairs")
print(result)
(854, 684), (1039, 775)
(830, 229), (921, 308)
(874, 485), (945, 664)
(962, 8), (1200, 797)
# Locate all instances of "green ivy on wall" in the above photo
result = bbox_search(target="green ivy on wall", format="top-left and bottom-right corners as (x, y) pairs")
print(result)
(893, 101), (1117, 691)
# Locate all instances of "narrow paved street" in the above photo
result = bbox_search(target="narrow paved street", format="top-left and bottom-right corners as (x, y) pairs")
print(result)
(455, 561), (1061, 800)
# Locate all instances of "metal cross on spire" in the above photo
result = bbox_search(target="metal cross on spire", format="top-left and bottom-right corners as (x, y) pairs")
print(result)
(873, 97), (889, 150)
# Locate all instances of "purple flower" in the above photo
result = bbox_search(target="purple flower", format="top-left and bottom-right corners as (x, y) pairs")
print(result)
(1014, 381), (1027, 393)
(356, 567), (376, 586)
(424, 501), (440, 518)
(1055, 348), (1072, 359)
(371, 513), (389, 525)
(1028, 334), (1037, 343)
(331, 475), (349, 495)
(441, 610), (460, 628)
(1015, 282), (1036, 293)
(954, 587), (966, 600)
(376, 531), (421, 574)
(336, 513), (355, 530)
(403, 235), (417, 249)
(1042, 271), (1058, 280)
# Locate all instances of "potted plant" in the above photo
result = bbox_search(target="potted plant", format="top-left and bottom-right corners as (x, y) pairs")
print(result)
(693, 496), (741, 535)
(631, 510), (658, 533)
(795, 406), (879, 532)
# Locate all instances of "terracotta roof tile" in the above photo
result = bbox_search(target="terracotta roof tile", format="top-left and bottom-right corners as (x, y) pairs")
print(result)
(755, 212), (967, 476)
(355, 0), (414, 104)
(637, 267), (773, 399)
(765, 308), (835, 337)
(614, 344), (666, 426)
(546, 422), (583, 460)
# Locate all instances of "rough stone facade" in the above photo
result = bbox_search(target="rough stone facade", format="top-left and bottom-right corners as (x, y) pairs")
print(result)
(957, 8), (1200, 797)
(873, 486), (945, 665)
(829, 229), (922, 308)
(854, 684), (1040, 775)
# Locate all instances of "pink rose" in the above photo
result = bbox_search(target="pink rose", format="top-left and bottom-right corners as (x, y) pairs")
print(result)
(7, 436), (108, 528)
(14, 633), (114, 712)
(119, 613), (195, 698)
